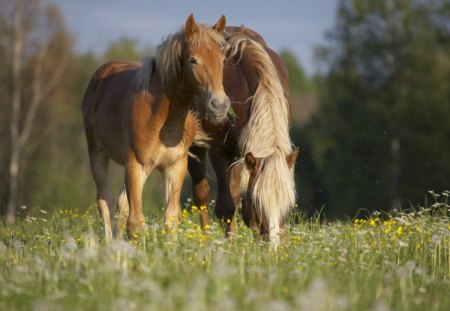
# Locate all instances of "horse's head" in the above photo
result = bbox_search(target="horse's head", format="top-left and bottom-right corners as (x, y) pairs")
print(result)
(182, 14), (230, 124)
(242, 147), (299, 242)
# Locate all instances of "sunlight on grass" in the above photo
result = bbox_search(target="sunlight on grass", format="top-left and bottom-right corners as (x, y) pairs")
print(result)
(0, 193), (450, 310)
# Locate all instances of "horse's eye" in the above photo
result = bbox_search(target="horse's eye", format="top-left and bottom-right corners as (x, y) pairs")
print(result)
(189, 57), (197, 64)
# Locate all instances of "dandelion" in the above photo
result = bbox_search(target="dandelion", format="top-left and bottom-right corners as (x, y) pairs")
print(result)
(0, 241), (7, 252)
(353, 219), (367, 228)
(396, 226), (403, 237)
(431, 235), (442, 244)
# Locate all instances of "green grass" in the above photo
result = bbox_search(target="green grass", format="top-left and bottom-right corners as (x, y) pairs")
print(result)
(1, 194), (450, 311)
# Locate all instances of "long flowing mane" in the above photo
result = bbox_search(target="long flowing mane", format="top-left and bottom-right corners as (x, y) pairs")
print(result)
(227, 31), (296, 232)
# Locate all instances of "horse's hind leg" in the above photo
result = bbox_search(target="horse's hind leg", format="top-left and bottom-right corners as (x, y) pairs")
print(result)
(115, 184), (129, 239)
(188, 146), (210, 229)
(209, 150), (238, 236)
(89, 151), (114, 241)
(229, 164), (242, 233)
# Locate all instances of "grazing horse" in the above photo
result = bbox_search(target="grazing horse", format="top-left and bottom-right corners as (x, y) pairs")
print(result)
(189, 26), (299, 246)
(82, 15), (230, 241)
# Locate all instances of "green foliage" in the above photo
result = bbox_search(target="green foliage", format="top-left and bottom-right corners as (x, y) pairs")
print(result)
(1, 201), (450, 310)
(104, 37), (155, 61)
(298, 0), (450, 217)
(280, 50), (313, 94)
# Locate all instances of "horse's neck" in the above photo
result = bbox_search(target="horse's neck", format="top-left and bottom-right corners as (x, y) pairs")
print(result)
(239, 54), (260, 96)
(160, 77), (194, 124)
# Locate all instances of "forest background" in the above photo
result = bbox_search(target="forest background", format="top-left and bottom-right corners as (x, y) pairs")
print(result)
(1, 0), (449, 223)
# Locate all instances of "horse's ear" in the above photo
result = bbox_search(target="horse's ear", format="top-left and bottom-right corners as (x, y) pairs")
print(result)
(213, 15), (226, 33)
(245, 152), (257, 174)
(185, 14), (197, 39)
(286, 147), (300, 169)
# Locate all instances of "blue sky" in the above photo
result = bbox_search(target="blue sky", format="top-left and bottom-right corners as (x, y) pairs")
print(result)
(42, 0), (337, 75)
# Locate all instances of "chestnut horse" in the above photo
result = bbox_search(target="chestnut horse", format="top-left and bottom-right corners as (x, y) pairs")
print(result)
(82, 15), (230, 241)
(189, 27), (299, 246)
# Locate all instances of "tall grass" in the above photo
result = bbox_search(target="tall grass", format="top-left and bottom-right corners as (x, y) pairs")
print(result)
(1, 193), (449, 310)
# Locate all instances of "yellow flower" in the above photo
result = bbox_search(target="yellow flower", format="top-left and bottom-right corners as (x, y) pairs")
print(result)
(415, 224), (423, 233)
(396, 226), (403, 237)
(353, 218), (366, 228)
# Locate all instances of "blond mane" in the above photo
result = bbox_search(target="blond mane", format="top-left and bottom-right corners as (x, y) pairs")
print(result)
(155, 24), (227, 86)
(135, 25), (227, 91)
(228, 31), (295, 238)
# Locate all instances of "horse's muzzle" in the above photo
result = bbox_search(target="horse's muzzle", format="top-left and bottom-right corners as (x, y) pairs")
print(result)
(207, 95), (230, 123)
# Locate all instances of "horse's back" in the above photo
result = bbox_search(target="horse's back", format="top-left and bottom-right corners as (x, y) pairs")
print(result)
(82, 60), (141, 114)
(82, 61), (141, 164)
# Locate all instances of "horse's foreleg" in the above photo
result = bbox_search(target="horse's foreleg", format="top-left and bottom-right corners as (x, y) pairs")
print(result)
(163, 155), (188, 233)
(114, 184), (129, 239)
(125, 154), (149, 239)
(188, 146), (210, 229)
(89, 151), (114, 242)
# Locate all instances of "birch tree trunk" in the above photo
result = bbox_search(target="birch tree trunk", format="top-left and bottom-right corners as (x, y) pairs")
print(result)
(7, 0), (23, 224)
(6, 0), (68, 223)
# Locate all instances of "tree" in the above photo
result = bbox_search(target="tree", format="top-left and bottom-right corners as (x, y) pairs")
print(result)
(303, 0), (450, 217)
(0, 0), (72, 223)
(280, 50), (319, 126)
(104, 37), (154, 61)
(280, 50), (313, 95)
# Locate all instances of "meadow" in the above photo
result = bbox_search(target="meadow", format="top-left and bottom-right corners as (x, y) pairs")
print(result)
(1, 192), (449, 311)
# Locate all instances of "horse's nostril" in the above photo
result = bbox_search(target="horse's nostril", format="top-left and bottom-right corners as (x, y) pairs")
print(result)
(208, 96), (230, 119)
(211, 99), (219, 109)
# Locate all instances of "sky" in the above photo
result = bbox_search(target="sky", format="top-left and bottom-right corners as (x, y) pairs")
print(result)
(42, 0), (337, 75)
